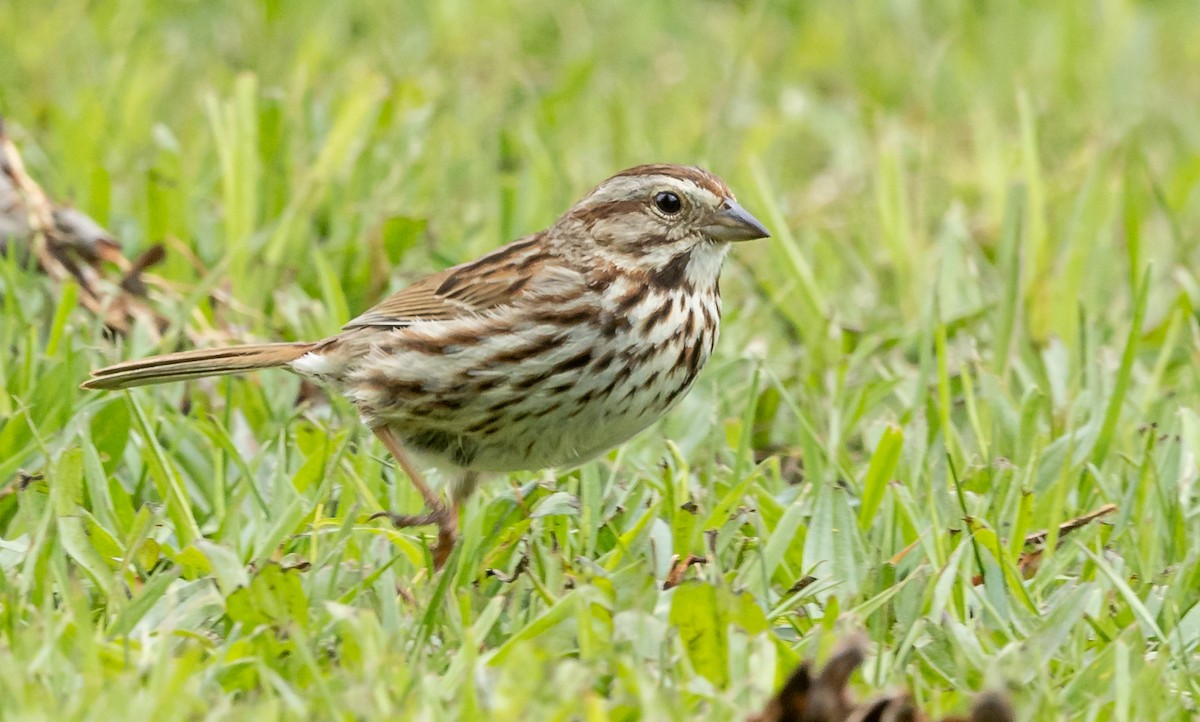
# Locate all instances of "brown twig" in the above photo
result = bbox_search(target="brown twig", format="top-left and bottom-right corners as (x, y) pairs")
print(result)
(971, 503), (1118, 586)
(663, 553), (707, 590)
(1020, 503), (1117, 548)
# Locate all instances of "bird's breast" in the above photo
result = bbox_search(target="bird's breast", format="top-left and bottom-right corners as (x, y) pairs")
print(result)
(338, 279), (721, 472)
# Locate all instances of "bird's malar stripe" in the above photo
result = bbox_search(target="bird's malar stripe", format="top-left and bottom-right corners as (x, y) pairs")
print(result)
(647, 252), (692, 290)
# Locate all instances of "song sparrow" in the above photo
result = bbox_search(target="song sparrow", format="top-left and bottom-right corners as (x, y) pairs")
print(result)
(84, 164), (770, 568)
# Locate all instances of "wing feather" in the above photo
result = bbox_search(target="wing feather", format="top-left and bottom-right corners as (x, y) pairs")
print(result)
(343, 233), (559, 329)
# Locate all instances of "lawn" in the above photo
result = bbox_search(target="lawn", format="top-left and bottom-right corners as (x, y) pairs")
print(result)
(2, 1), (1199, 719)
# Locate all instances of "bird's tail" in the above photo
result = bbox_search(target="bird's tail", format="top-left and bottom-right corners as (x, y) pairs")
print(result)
(82, 342), (317, 390)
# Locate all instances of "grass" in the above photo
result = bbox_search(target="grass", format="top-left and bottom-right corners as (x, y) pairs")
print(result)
(2, 0), (1200, 719)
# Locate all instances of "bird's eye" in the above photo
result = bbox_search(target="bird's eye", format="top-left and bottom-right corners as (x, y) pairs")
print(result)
(654, 191), (682, 215)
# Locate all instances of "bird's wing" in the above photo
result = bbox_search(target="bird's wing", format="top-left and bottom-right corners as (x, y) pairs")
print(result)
(343, 232), (572, 329)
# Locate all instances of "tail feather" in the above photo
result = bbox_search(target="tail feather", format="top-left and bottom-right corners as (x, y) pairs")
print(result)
(83, 342), (317, 390)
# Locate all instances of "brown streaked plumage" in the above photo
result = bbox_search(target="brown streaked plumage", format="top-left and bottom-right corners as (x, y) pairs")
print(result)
(84, 164), (770, 569)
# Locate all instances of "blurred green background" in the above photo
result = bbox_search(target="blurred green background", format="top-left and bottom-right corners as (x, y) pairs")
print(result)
(2, 1), (1200, 719)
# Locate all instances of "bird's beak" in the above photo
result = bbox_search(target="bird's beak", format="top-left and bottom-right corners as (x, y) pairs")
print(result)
(705, 199), (771, 242)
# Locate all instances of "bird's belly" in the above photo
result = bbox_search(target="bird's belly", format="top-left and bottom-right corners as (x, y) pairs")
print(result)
(395, 337), (706, 472)
(343, 289), (719, 473)
(454, 374), (688, 471)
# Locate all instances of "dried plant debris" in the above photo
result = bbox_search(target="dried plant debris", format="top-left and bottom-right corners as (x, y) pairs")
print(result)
(885, 504), (1117, 584)
(971, 503), (1117, 586)
(749, 636), (1014, 722)
(0, 115), (177, 338)
(663, 553), (707, 590)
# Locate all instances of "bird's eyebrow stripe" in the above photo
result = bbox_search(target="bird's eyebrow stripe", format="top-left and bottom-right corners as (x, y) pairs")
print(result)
(564, 199), (646, 227)
(612, 164), (731, 198)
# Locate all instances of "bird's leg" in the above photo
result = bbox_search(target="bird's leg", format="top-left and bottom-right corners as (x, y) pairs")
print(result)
(369, 426), (458, 569)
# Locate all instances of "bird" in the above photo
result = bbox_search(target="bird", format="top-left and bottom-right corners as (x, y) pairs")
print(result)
(84, 164), (770, 568)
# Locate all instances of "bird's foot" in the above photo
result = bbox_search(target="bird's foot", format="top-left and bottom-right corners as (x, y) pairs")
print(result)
(370, 503), (458, 570)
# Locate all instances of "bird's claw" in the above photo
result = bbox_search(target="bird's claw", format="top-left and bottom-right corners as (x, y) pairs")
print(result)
(370, 506), (457, 570)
